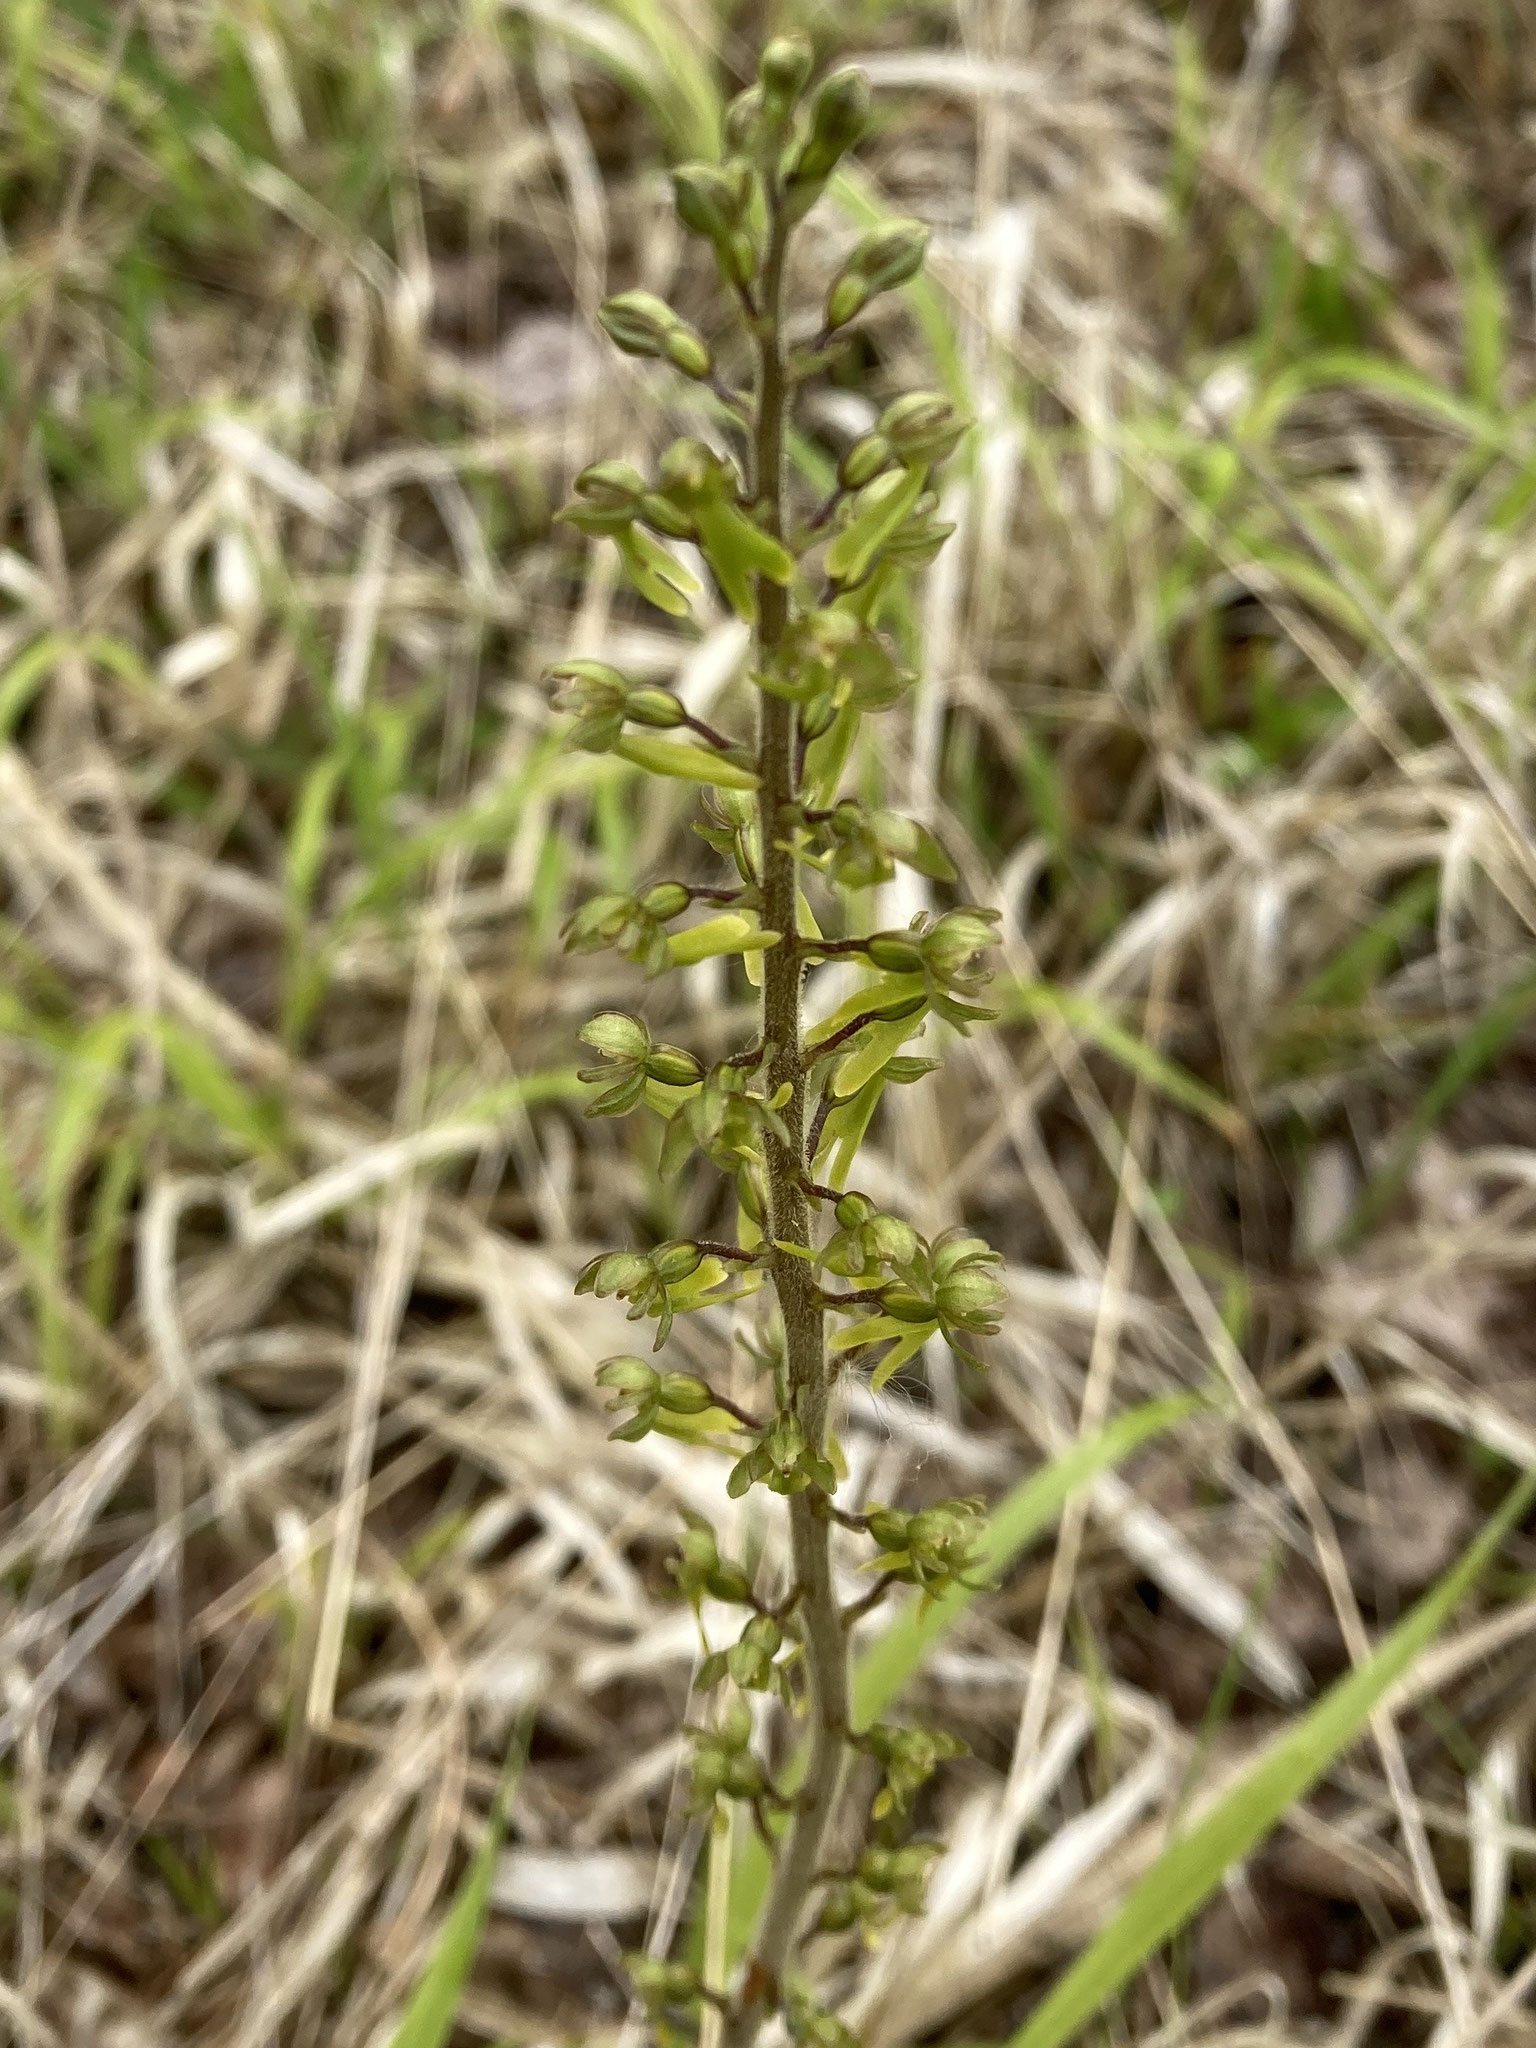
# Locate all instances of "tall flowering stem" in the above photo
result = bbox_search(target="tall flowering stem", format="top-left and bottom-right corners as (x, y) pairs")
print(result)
(557, 39), (1005, 2048)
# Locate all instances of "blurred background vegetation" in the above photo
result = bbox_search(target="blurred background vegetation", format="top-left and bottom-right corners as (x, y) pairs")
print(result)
(3, 2), (1536, 2045)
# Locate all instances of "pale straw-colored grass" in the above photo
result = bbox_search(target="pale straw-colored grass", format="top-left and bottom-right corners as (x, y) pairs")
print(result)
(2, 2), (1535, 2045)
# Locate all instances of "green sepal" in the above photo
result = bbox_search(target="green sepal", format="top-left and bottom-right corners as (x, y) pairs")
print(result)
(614, 735), (760, 789)
(828, 1312), (928, 1350)
(692, 500), (795, 623)
(667, 914), (781, 967)
(807, 975), (926, 1051)
(834, 1011), (927, 1099)
(869, 1330), (930, 1391)
(609, 1405), (660, 1442)
(615, 526), (699, 616)
(803, 703), (860, 810)
(725, 1458), (754, 1500)
(825, 464), (928, 586)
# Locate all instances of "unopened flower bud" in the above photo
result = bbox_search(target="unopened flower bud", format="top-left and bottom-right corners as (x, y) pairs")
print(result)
(599, 290), (712, 380)
(691, 1747), (728, 1799)
(839, 431), (894, 490)
(624, 686), (687, 729)
(644, 1044), (704, 1087)
(825, 272), (872, 333)
(882, 1283), (936, 1324)
(880, 390), (968, 466)
(805, 65), (870, 160)
(671, 162), (740, 242)
(652, 1239), (704, 1284)
(709, 1560), (753, 1603)
(784, 66), (870, 215)
(865, 933), (925, 973)
(659, 1373), (714, 1414)
(678, 1524), (719, 1572)
(825, 219), (930, 331)
(759, 34), (814, 105)
(867, 1507), (909, 1550)
(835, 1191), (875, 1229)
(598, 289), (682, 357)
(663, 326), (713, 379)
(723, 84), (764, 152)
(595, 1356), (660, 1398)
(640, 881), (692, 920)
(743, 1613), (782, 1654)
(721, 227), (757, 289)
(798, 695), (838, 742)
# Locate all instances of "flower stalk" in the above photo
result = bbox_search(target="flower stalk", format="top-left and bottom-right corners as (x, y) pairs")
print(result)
(550, 38), (1005, 2047)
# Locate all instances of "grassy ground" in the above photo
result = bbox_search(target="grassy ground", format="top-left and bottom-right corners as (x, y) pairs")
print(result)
(3, 1), (1536, 2044)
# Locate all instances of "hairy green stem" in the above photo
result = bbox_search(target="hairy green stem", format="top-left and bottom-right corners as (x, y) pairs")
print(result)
(726, 203), (850, 2048)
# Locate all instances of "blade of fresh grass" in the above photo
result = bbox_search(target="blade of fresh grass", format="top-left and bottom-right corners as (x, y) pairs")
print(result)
(38, 1011), (138, 1413)
(1459, 217), (1508, 413)
(1000, 982), (1247, 1146)
(1294, 869), (1439, 1011)
(512, 0), (720, 160)
(386, 1732), (526, 2048)
(719, 1396), (1201, 1963)
(998, 1466), (1536, 2048)
(1336, 959), (1536, 1248)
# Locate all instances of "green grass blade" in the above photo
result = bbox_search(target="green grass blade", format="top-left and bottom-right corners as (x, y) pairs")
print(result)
(721, 1397), (1200, 1963)
(1294, 869), (1439, 1011)
(595, 0), (721, 158)
(1337, 959), (1536, 1248)
(155, 1017), (285, 1160)
(514, 0), (720, 160)
(386, 1736), (525, 2048)
(1002, 1467), (1536, 2048)
(0, 634), (73, 741)
(1459, 219), (1508, 412)
(1002, 983), (1246, 1146)
(39, 1012), (139, 1409)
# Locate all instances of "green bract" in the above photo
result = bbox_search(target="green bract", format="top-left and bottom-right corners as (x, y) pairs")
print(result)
(555, 39), (1005, 2048)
